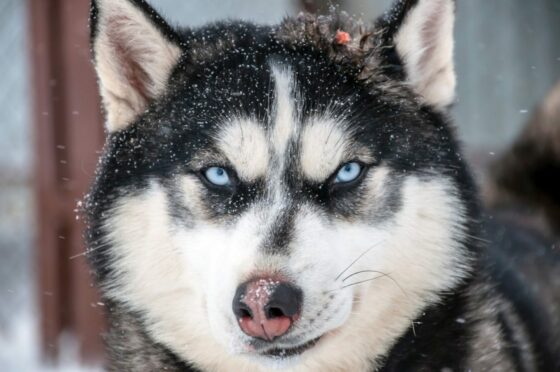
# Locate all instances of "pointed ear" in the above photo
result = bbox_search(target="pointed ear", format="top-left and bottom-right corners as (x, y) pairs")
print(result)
(378, 0), (456, 110)
(90, 0), (183, 132)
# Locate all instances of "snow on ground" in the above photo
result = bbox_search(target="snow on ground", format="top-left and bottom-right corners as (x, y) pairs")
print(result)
(0, 310), (102, 372)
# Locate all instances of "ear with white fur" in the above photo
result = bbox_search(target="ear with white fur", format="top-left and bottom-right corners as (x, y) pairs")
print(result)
(379, 0), (456, 110)
(90, 0), (183, 132)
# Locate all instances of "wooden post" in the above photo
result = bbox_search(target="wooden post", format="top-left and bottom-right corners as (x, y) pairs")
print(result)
(29, 0), (106, 363)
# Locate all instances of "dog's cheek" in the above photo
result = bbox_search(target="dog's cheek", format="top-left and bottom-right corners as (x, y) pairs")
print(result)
(287, 211), (368, 331)
(172, 227), (233, 348)
(104, 184), (188, 305)
(191, 212), (264, 348)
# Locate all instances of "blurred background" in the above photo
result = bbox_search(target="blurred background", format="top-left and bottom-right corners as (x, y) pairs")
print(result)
(0, 0), (559, 370)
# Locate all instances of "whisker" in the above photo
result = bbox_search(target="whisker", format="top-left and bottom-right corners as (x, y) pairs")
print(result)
(342, 269), (387, 283)
(464, 232), (491, 244)
(340, 274), (389, 289)
(327, 274), (388, 293)
(334, 241), (382, 281)
(69, 252), (88, 260)
(330, 270), (410, 301)
(69, 242), (109, 260)
(325, 121), (337, 145)
(380, 272), (409, 299)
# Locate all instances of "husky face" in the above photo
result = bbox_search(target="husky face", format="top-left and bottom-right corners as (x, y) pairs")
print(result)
(88, 0), (474, 370)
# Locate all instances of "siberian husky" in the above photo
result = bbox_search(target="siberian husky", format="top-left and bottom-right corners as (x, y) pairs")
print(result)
(85, 0), (560, 370)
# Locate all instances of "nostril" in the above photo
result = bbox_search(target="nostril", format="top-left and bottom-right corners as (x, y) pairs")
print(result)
(233, 282), (254, 319)
(237, 303), (253, 319)
(267, 283), (303, 319)
(265, 306), (285, 319)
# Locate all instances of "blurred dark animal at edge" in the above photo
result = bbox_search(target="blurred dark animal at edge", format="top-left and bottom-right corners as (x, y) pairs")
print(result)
(482, 80), (560, 366)
(486, 80), (560, 239)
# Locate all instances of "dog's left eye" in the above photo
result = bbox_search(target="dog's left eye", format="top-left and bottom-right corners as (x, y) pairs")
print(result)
(204, 167), (232, 187)
(334, 162), (363, 184)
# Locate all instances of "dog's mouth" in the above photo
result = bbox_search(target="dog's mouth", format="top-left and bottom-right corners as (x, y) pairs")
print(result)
(258, 336), (321, 358)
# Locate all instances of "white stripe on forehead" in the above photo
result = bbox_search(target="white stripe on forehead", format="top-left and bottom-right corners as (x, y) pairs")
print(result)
(268, 65), (354, 182)
(270, 65), (298, 158)
(252, 65), (298, 231)
(214, 65), (298, 183)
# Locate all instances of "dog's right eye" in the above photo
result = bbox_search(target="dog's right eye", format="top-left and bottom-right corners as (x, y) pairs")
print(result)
(203, 167), (232, 187)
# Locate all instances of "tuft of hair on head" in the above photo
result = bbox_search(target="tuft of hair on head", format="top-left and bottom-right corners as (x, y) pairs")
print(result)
(279, 0), (457, 111)
(90, 0), (183, 132)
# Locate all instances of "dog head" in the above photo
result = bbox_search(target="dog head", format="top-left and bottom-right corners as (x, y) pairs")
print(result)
(88, 0), (474, 370)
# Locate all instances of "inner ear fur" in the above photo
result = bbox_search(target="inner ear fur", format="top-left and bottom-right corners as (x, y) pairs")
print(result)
(90, 0), (183, 132)
(379, 0), (457, 110)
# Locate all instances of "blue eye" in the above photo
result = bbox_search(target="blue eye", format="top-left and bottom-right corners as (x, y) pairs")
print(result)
(334, 162), (362, 184)
(204, 167), (232, 187)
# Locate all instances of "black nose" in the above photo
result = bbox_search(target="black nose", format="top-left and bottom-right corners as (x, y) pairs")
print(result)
(265, 282), (303, 319)
(232, 277), (303, 340)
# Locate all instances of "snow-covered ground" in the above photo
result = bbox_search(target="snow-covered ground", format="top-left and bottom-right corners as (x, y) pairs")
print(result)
(0, 188), (99, 371)
(0, 186), (100, 372)
(0, 312), (102, 372)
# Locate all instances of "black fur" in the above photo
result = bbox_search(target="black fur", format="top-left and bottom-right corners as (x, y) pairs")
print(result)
(373, 0), (420, 81)
(85, 0), (560, 370)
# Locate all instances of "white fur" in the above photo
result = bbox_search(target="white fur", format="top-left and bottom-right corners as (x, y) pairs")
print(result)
(299, 118), (349, 181)
(93, 0), (182, 132)
(270, 66), (298, 157)
(283, 176), (469, 371)
(104, 171), (469, 371)
(101, 53), (469, 370)
(91, 0), (473, 369)
(216, 118), (270, 181)
(395, 0), (456, 109)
